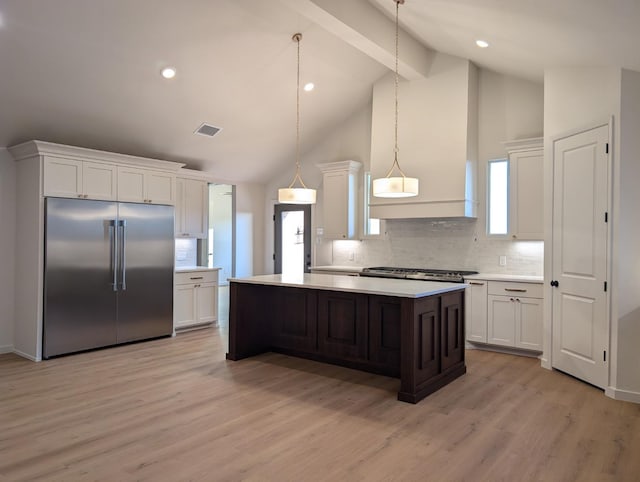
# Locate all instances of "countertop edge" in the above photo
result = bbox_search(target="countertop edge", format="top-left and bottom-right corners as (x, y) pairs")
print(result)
(229, 274), (467, 299)
(175, 266), (222, 272)
(466, 273), (543, 283)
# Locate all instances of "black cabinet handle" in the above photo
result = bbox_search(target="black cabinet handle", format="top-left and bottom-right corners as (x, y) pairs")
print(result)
(550, 280), (559, 287)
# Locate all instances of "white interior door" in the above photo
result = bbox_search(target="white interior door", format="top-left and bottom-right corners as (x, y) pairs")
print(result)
(551, 124), (609, 388)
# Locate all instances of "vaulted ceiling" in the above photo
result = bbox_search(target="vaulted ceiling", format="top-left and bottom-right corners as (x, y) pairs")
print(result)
(1, 0), (638, 182)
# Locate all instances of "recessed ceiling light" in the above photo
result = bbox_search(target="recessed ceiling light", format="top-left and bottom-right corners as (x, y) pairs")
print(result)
(303, 82), (315, 92)
(161, 67), (176, 79)
(476, 40), (489, 48)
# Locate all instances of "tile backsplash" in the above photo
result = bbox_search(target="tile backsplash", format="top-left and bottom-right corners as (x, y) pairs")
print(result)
(175, 237), (198, 268)
(325, 218), (543, 276)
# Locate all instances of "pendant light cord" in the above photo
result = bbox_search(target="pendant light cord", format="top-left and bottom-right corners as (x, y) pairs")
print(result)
(385, 0), (408, 179)
(288, 33), (308, 189)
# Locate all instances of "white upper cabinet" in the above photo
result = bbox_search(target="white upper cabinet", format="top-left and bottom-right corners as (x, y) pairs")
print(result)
(43, 156), (116, 200)
(175, 178), (208, 238)
(317, 161), (361, 240)
(369, 55), (478, 219)
(504, 138), (543, 240)
(117, 166), (175, 205)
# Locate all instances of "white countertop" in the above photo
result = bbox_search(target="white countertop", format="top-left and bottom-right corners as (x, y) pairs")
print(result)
(466, 273), (543, 283)
(230, 273), (466, 299)
(175, 266), (221, 272)
(309, 265), (364, 273)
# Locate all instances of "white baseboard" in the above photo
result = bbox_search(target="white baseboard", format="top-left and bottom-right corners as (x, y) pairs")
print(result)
(13, 348), (40, 362)
(465, 342), (541, 359)
(605, 387), (640, 404)
(0, 344), (13, 355)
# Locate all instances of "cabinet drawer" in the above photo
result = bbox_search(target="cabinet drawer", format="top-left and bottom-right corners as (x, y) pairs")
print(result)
(488, 281), (542, 298)
(175, 270), (218, 285)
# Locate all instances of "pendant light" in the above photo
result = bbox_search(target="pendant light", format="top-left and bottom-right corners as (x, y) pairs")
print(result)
(372, 0), (419, 198)
(278, 33), (317, 205)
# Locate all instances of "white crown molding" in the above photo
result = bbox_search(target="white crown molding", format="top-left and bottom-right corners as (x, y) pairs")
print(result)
(502, 137), (543, 153)
(8, 140), (186, 171)
(316, 160), (362, 174)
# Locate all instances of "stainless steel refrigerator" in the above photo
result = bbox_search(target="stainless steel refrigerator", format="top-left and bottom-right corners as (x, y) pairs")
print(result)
(43, 197), (174, 358)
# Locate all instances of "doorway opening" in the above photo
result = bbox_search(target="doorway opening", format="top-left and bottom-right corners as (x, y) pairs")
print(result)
(206, 184), (235, 285)
(274, 204), (311, 276)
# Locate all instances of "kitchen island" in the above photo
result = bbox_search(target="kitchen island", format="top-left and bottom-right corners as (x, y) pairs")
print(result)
(227, 274), (467, 403)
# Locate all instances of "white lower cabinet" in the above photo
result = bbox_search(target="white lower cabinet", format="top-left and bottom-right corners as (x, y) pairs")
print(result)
(487, 295), (517, 346)
(465, 281), (488, 343)
(467, 279), (542, 352)
(174, 269), (219, 330)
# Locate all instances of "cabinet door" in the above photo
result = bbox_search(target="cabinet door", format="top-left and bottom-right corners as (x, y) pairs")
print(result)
(43, 157), (83, 198)
(272, 287), (317, 353)
(441, 290), (465, 371)
(183, 179), (208, 238)
(83, 162), (116, 200)
(487, 295), (516, 346)
(318, 290), (367, 360)
(117, 166), (146, 202)
(174, 284), (197, 328)
(465, 281), (488, 343)
(511, 149), (543, 240)
(196, 282), (218, 324)
(515, 297), (542, 351)
(146, 171), (175, 205)
(322, 170), (349, 239)
(368, 296), (401, 376)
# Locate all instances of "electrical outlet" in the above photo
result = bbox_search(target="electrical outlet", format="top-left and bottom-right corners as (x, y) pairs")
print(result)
(499, 255), (507, 266)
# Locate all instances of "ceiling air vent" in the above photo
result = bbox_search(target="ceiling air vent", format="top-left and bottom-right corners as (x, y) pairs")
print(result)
(194, 123), (222, 137)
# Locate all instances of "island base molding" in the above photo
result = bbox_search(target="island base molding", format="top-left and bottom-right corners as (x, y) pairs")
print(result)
(227, 282), (466, 404)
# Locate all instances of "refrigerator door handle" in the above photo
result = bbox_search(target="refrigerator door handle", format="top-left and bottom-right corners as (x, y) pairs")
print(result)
(119, 219), (127, 291)
(110, 219), (118, 291)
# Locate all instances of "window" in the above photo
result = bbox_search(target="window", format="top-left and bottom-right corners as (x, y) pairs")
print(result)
(487, 159), (509, 235)
(363, 172), (383, 236)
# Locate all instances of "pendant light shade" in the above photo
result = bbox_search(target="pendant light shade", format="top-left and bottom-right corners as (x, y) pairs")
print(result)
(278, 33), (316, 205)
(372, 175), (419, 198)
(278, 187), (316, 204)
(372, 0), (419, 198)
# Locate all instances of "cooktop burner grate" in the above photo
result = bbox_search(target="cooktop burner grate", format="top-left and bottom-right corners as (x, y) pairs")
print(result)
(360, 267), (478, 283)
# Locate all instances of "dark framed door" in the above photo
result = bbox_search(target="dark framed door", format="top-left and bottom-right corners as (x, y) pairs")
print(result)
(274, 204), (311, 275)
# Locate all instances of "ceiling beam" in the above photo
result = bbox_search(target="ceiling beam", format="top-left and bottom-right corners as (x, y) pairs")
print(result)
(279, 0), (433, 80)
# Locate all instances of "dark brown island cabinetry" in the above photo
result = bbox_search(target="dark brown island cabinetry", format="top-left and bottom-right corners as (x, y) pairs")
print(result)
(227, 280), (465, 403)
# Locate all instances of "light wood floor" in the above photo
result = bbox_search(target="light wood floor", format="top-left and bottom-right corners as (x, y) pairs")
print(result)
(1, 325), (639, 482)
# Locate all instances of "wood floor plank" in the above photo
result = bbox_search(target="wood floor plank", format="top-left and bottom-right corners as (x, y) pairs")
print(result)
(1, 326), (639, 481)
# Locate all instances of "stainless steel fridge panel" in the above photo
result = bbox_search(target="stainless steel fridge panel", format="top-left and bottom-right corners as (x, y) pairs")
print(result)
(43, 198), (118, 358)
(116, 202), (174, 342)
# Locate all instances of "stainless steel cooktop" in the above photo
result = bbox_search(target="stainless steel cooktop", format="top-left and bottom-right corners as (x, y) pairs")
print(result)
(360, 267), (478, 283)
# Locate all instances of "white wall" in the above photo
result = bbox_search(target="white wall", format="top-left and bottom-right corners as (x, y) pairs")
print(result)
(235, 182), (265, 277)
(615, 69), (640, 393)
(0, 148), (16, 353)
(543, 67), (640, 401)
(478, 69), (545, 161)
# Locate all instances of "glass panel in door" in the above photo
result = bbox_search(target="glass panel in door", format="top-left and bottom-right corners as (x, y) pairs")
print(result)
(274, 204), (311, 277)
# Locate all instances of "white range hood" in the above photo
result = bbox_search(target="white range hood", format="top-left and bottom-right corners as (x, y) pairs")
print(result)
(369, 53), (478, 219)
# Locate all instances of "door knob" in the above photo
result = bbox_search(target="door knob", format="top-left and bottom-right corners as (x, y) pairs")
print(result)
(550, 280), (559, 287)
